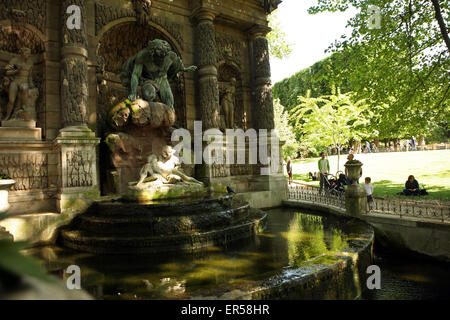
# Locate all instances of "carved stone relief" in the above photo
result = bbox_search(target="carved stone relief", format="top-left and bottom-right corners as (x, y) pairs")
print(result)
(65, 150), (94, 188)
(0, 0), (46, 33)
(230, 164), (253, 176)
(216, 33), (242, 67)
(0, 153), (48, 191)
(61, 56), (88, 127)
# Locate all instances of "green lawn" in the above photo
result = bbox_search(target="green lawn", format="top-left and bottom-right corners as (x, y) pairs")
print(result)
(287, 150), (450, 201)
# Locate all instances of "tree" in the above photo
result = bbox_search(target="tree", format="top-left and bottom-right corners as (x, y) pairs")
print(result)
(308, 0), (449, 139)
(267, 12), (292, 59)
(273, 53), (351, 111)
(290, 88), (372, 171)
(274, 99), (299, 158)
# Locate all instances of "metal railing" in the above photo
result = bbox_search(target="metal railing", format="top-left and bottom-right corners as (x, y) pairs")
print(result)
(287, 183), (450, 223)
(287, 183), (346, 210)
(371, 198), (450, 222)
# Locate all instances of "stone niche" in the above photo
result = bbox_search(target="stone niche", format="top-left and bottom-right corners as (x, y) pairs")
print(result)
(0, 24), (45, 140)
(96, 21), (187, 195)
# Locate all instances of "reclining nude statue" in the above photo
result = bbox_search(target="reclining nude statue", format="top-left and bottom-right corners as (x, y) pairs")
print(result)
(130, 145), (203, 189)
(120, 39), (197, 109)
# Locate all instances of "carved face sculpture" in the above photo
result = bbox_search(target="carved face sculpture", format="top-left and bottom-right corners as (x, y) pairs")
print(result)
(114, 107), (130, 127)
(147, 39), (171, 58)
(160, 145), (173, 161)
(20, 48), (31, 59)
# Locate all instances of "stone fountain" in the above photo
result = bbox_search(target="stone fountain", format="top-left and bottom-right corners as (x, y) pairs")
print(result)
(60, 39), (267, 254)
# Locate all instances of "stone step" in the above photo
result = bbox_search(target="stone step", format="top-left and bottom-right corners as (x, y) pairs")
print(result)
(76, 204), (250, 235)
(85, 195), (235, 218)
(59, 209), (267, 255)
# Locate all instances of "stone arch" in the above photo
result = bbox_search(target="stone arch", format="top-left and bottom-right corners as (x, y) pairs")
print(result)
(0, 21), (46, 54)
(217, 61), (245, 129)
(95, 18), (183, 63)
(95, 20), (186, 128)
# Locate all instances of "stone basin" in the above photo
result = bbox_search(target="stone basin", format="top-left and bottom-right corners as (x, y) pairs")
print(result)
(59, 194), (267, 254)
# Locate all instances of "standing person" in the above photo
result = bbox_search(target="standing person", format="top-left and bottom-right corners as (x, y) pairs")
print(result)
(412, 136), (418, 151)
(286, 157), (293, 185)
(364, 177), (374, 211)
(365, 141), (371, 153)
(318, 152), (330, 194)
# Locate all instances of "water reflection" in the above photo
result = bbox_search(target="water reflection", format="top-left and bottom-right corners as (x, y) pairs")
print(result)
(29, 208), (350, 300)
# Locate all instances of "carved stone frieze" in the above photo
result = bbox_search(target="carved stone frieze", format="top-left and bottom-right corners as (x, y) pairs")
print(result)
(230, 164), (253, 176)
(216, 33), (242, 67)
(211, 163), (228, 178)
(0, 153), (48, 191)
(65, 150), (94, 188)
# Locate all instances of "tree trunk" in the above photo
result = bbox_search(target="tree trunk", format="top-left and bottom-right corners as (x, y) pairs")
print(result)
(431, 0), (450, 53)
(419, 135), (425, 146)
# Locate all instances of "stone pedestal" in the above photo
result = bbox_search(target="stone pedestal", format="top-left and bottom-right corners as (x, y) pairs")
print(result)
(55, 127), (100, 213)
(124, 183), (208, 202)
(196, 132), (231, 193)
(0, 120), (42, 141)
(344, 162), (367, 216)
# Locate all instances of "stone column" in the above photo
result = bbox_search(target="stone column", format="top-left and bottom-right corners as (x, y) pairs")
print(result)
(193, 8), (230, 190)
(249, 25), (274, 130)
(246, 25), (286, 206)
(194, 9), (220, 130)
(55, 0), (100, 213)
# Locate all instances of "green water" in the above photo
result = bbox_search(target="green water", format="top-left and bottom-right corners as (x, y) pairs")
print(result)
(30, 208), (351, 300)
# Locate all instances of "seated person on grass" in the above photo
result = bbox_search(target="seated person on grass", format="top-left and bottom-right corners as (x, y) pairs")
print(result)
(400, 175), (428, 196)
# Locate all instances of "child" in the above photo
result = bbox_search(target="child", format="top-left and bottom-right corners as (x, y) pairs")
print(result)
(363, 177), (374, 211)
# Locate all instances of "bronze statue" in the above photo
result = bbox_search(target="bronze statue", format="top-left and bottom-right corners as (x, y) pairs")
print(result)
(2, 48), (38, 121)
(120, 39), (197, 109)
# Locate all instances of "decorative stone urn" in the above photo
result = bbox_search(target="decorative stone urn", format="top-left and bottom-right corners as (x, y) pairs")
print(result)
(0, 179), (15, 214)
(344, 162), (367, 216)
